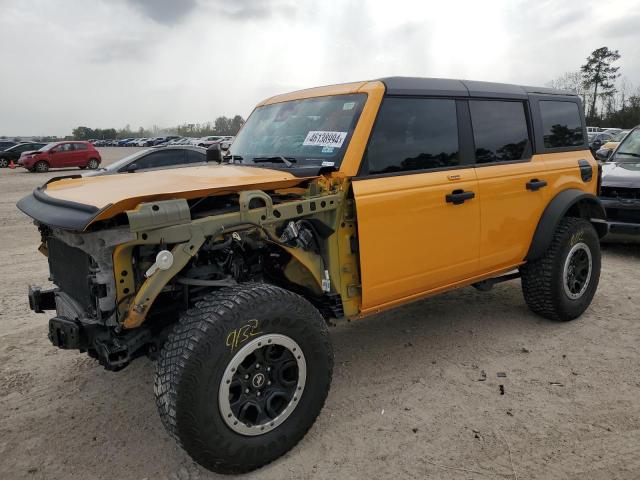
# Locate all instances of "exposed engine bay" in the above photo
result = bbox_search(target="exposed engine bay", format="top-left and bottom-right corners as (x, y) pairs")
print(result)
(30, 183), (359, 370)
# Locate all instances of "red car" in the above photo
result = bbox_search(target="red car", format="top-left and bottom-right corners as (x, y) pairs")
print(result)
(19, 141), (101, 173)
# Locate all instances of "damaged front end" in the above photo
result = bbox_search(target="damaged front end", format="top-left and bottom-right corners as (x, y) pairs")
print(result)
(26, 179), (360, 370)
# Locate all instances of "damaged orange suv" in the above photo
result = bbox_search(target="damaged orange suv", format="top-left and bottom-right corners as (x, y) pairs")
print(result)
(19, 77), (606, 473)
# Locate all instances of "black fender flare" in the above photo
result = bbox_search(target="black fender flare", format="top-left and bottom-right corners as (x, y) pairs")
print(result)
(525, 189), (607, 261)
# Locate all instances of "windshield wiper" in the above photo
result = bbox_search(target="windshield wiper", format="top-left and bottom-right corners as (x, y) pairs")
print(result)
(252, 156), (296, 167)
(616, 152), (640, 158)
(221, 154), (243, 164)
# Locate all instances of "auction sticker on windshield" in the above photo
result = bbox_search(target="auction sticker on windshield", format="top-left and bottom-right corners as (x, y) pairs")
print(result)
(303, 131), (348, 148)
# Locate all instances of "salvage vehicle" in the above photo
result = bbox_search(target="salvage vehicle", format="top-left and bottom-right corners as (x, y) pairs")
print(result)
(18, 77), (606, 474)
(19, 141), (101, 172)
(599, 125), (640, 241)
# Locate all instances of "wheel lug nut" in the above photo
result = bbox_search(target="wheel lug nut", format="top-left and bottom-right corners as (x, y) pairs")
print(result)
(245, 388), (249, 393)
(244, 374), (249, 379)
(267, 381), (271, 385)
(257, 391), (261, 397)
(256, 363), (260, 369)
(266, 367), (271, 372)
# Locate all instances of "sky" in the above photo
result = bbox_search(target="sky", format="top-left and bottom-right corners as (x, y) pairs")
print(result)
(1, 0), (639, 137)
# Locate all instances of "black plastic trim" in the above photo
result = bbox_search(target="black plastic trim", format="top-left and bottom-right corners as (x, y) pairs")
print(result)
(17, 189), (108, 231)
(525, 189), (607, 261)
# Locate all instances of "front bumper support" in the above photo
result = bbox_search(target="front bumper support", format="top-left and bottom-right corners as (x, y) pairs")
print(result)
(28, 286), (57, 313)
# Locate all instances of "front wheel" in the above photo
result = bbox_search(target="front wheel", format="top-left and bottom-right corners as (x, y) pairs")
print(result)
(0, 158), (8, 168)
(521, 217), (601, 321)
(154, 283), (333, 474)
(34, 160), (49, 173)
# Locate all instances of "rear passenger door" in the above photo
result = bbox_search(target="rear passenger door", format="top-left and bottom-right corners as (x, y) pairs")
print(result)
(71, 143), (89, 165)
(470, 100), (548, 272)
(353, 97), (480, 311)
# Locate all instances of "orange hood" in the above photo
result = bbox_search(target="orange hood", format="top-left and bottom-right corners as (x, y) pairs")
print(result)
(18, 164), (314, 231)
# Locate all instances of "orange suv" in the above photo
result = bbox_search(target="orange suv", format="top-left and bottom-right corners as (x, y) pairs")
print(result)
(18, 77), (606, 473)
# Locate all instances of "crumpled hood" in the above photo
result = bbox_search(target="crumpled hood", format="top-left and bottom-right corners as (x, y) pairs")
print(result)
(17, 163), (315, 231)
(601, 161), (640, 188)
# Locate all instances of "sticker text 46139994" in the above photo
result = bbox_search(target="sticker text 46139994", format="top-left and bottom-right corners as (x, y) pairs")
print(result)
(303, 131), (348, 149)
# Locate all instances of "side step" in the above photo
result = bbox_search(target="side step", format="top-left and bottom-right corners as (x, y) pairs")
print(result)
(472, 272), (521, 292)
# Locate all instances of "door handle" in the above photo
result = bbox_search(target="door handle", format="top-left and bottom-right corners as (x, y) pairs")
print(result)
(526, 179), (547, 191)
(445, 189), (475, 205)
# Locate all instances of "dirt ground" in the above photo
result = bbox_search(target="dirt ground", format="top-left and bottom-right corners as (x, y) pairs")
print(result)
(1, 147), (639, 480)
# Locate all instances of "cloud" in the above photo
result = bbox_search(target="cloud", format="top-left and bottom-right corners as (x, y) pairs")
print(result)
(1, 0), (639, 137)
(125, 0), (197, 25)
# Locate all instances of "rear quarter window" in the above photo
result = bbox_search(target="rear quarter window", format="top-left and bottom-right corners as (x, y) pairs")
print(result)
(469, 100), (531, 163)
(539, 101), (584, 148)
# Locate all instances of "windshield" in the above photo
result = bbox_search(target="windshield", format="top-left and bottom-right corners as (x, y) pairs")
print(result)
(229, 93), (366, 168)
(612, 129), (640, 162)
(39, 142), (59, 151)
(102, 148), (152, 171)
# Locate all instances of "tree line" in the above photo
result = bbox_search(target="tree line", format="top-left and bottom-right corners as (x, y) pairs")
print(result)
(71, 115), (245, 140)
(548, 46), (639, 128)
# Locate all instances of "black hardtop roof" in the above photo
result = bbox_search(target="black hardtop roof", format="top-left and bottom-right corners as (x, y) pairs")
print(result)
(380, 77), (575, 99)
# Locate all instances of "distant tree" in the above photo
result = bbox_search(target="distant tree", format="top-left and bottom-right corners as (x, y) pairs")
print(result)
(230, 115), (245, 135)
(581, 47), (621, 120)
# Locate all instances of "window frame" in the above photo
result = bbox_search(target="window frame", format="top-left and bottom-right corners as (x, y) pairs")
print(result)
(529, 95), (588, 153)
(467, 98), (535, 168)
(356, 95), (475, 179)
(125, 149), (188, 171)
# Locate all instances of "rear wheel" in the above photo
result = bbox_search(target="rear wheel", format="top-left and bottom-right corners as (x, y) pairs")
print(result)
(154, 283), (333, 474)
(521, 217), (601, 321)
(34, 160), (49, 173)
(86, 158), (99, 169)
(0, 158), (8, 168)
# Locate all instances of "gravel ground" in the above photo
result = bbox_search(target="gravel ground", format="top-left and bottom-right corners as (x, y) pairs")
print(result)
(1, 147), (639, 480)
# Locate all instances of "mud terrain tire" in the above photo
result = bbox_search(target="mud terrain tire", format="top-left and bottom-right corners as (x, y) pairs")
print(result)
(154, 283), (333, 474)
(521, 217), (600, 321)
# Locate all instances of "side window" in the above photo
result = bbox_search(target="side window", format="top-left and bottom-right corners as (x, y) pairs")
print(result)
(135, 150), (186, 170)
(469, 100), (530, 163)
(186, 150), (205, 163)
(539, 101), (584, 148)
(366, 97), (459, 175)
(74, 143), (88, 151)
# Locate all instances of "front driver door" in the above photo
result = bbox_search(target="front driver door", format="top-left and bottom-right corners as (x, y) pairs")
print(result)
(352, 97), (480, 312)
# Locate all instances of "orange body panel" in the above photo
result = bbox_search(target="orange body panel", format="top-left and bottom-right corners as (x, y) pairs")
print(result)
(475, 156), (548, 272)
(352, 168), (480, 310)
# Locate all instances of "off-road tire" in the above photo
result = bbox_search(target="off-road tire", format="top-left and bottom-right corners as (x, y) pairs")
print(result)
(34, 160), (49, 173)
(0, 158), (8, 168)
(154, 283), (333, 474)
(521, 217), (600, 321)
(87, 158), (99, 169)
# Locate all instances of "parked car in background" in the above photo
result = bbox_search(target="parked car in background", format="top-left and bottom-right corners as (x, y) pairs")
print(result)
(587, 126), (602, 134)
(221, 136), (234, 149)
(84, 146), (207, 176)
(593, 130), (631, 161)
(19, 141), (101, 172)
(589, 131), (616, 152)
(117, 138), (134, 146)
(197, 135), (226, 147)
(0, 140), (17, 151)
(599, 126), (640, 242)
(0, 142), (47, 167)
